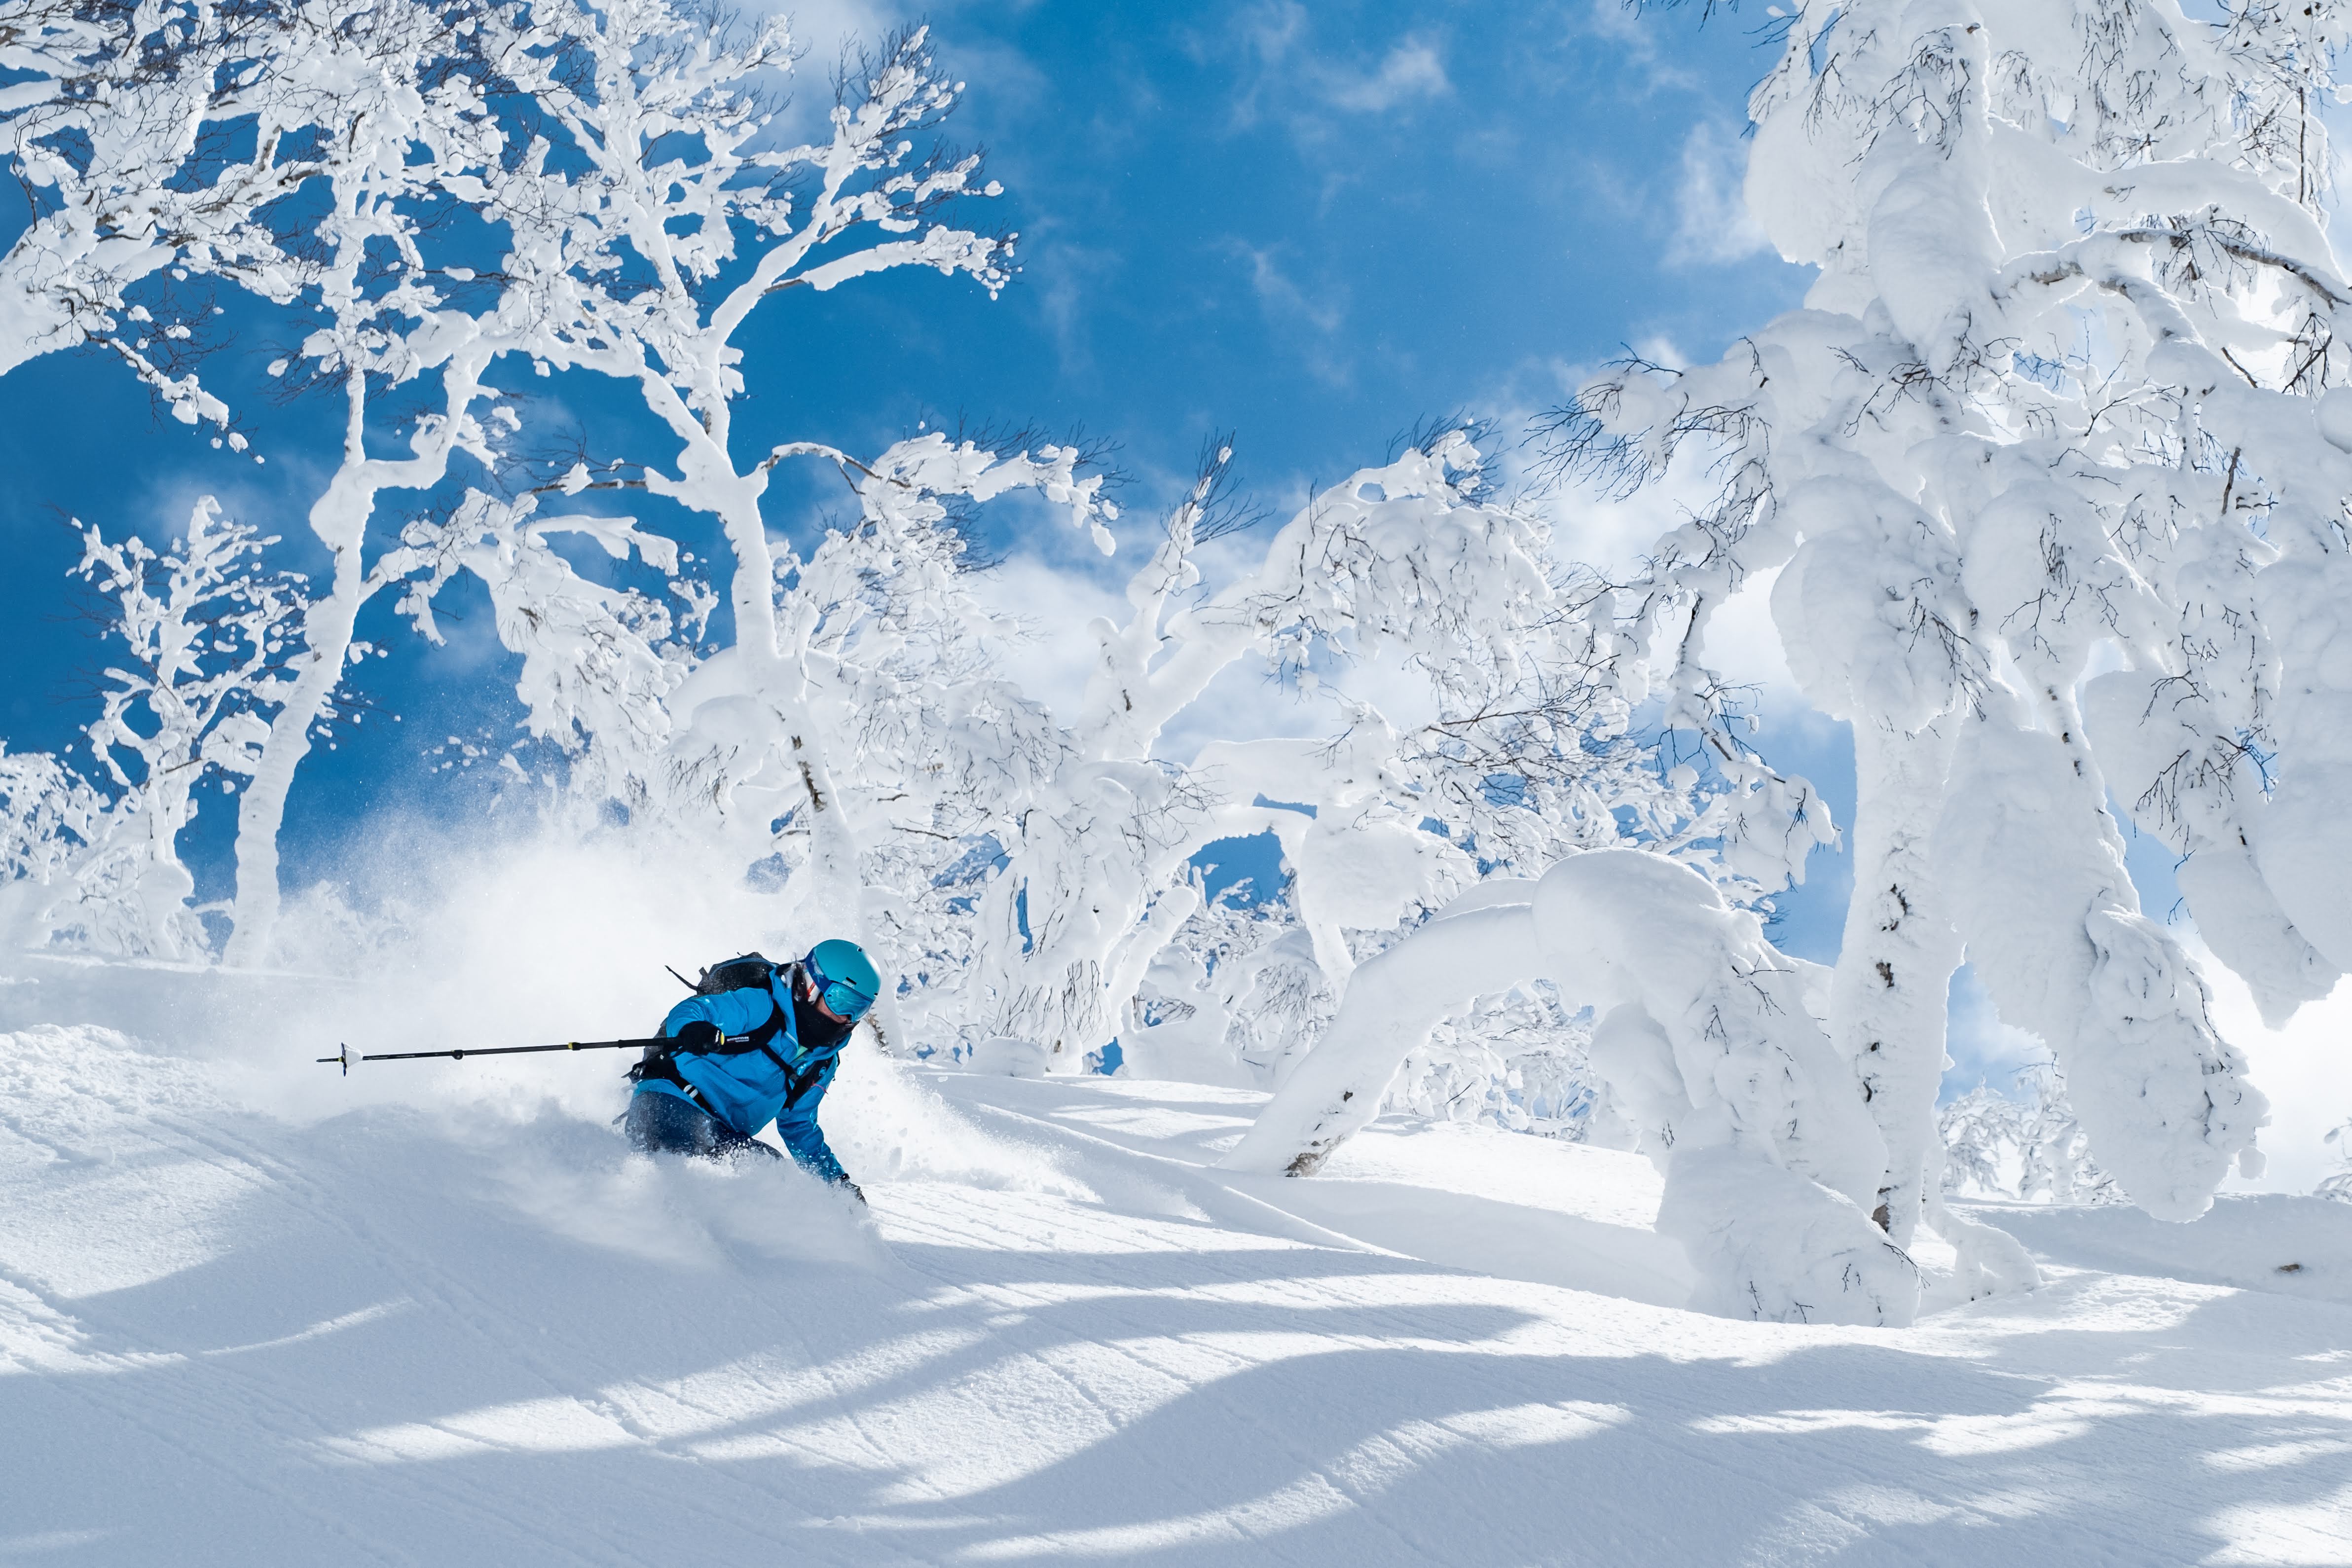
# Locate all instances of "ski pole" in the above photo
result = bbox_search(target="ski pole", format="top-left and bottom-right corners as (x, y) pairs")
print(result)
(315, 1034), (748, 1075)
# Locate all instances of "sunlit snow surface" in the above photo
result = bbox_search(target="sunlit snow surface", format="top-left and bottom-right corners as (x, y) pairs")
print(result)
(4, 1024), (2350, 1565)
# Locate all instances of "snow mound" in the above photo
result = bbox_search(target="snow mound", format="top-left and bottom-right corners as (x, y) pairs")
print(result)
(1967, 1194), (2352, 1309)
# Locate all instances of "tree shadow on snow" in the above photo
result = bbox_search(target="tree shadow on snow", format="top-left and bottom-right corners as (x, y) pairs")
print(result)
(5, 1099), (2351, 1567)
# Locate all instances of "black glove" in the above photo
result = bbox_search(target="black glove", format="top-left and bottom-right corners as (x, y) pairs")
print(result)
(673, 1020), (723, 1053)
(839, 1179), (866, 1205)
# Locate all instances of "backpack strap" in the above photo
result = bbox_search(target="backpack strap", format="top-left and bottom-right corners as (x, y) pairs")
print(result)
(742, 990), (790, 1055)
(681, 989), (798, 1077)
(662, 984), (792, 1065)
(782, 1055), (830, 1109)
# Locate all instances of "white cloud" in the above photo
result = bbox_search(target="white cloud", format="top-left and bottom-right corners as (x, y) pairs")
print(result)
(1667, 119), (1772, 268)
(2203, 943), (2352, 1198)
(1229, 241), (1344, 335)
(1218, 240), (1353, 386)
(965, 551), (1124, 730)
(1237, 0), (1307, 68)
(768, 0), (901, 55)
(1317, 37), (1451, 114)
(1628, 332), (1690, 370)
(1572, 0), (1700, 97)
(1024, 233), (1117, 379)
(1216, 8), (1451, 135)
(1700, 564), (1796, 698)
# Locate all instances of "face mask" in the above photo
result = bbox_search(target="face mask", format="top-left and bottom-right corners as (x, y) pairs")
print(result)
(789, 984), (855, 1052)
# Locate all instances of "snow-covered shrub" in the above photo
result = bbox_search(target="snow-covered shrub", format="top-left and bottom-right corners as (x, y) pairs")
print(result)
(0, 746), (103, 952)
(2321, 1123), (2352, 1204)
(1121, 883), (1325, 1088)
(1940, 1065), (2124, 1207)
(1389, 985), (1600, 1137)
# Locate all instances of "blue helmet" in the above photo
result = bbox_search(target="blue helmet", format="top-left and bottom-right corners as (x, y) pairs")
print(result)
(803, 939), (882, 1022)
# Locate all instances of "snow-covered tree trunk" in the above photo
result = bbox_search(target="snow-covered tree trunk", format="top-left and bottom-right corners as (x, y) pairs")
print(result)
(1832, 717), (1964, 1243)
(227, 346), (504, 961)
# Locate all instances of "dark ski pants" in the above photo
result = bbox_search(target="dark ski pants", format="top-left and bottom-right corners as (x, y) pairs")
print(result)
(624, 1089), (782, 1164)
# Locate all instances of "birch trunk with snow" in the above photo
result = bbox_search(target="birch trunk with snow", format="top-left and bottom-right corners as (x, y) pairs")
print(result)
(228, 351), (507, 960)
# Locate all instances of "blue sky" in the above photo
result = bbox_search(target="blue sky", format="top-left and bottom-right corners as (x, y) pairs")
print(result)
(0, 0), (2134, 1092)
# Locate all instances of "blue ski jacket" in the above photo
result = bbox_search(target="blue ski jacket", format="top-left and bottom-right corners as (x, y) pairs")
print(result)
(634, 970), (850, 1184)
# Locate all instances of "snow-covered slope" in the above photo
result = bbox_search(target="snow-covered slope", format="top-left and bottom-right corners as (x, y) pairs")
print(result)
(4, 1024), (2349, 1565)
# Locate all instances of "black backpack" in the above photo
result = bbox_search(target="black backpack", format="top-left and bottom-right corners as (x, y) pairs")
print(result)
(692, 952), (783, 997)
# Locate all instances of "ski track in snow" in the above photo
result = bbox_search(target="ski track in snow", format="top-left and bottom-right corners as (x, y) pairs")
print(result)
(3, 1027), (2350, 1565)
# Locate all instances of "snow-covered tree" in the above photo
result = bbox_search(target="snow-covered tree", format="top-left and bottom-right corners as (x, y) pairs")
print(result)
(207, 0), (614, 964)
(0, 743), (103, 952)
(965, 431), (1763, 1074)
(427, 6), (1112, 1047)
(60, 499), (309, 958)
(1223, 853), (1876, 1322)
(1939, 1064), (2122, 1206)
(0, 0), (570, 959)
(0, 0), (1098, 977)
(1518, 0), (2327, 1242)
(1218, 0), (2352, 1319)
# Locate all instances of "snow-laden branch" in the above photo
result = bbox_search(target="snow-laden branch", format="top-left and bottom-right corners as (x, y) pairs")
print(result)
(1225, 849), (1948, 1326)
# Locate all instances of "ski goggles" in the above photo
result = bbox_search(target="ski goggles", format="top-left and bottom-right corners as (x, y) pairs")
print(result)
(803, 954), (876, 1022)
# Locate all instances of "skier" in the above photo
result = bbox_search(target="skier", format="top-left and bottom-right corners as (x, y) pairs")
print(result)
(624, 939), (882, 1202)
